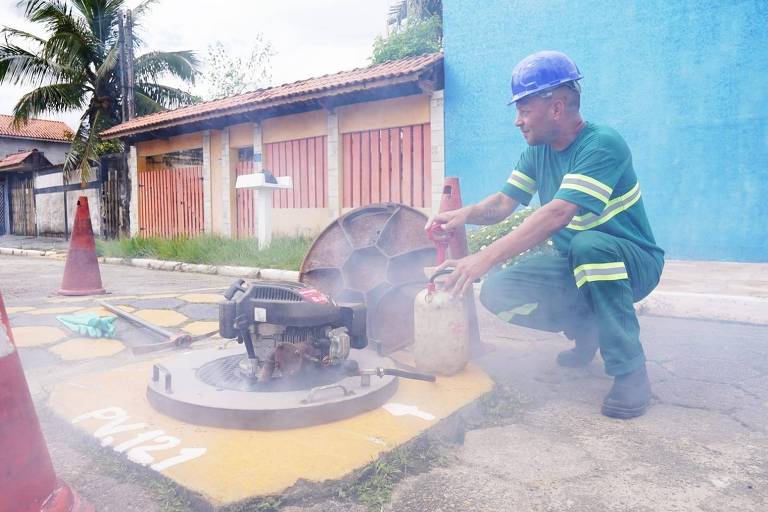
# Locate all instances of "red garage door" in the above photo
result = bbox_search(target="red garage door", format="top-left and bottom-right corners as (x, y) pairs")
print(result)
(138, 167), (203, 238)
(342, 123), (431, 208)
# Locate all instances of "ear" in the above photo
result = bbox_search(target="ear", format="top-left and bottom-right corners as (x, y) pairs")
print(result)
(551, 98), (566, 120)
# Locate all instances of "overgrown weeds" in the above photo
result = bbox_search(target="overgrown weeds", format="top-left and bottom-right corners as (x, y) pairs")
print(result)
(337, 436), (448, 510)
(96, 235), (313, 270)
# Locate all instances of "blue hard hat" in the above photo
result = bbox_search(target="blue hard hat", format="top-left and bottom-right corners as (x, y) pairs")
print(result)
(509, 51), (583, 104)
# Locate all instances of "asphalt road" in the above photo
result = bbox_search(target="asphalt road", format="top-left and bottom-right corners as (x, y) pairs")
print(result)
(1, 256), (766, 511)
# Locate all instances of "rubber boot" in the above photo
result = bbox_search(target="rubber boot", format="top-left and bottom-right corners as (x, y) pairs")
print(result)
(556, 335), (598, 368)
(601, 364), (652, 419)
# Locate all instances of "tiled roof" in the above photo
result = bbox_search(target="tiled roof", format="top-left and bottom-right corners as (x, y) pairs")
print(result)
(0, 115), (72, 142)
(0, 150), (36, 169)
(102, 52), (443, 139)
(0, 149), (53, 170)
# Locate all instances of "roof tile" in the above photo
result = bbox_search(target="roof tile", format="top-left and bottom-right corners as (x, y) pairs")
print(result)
(0, 115), (72, 142)
(103, 52), (443, 138)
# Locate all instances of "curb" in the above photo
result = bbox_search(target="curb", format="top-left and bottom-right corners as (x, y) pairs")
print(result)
(2, 248), (767, 325)
(0, 247), (301, 282)
(636, 291), (768, 326)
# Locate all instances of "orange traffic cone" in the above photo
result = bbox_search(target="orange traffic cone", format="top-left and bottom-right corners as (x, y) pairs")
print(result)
(0, 291), (94, 512)
(59, 196), (105, 296)
(438, 177), (482, 350)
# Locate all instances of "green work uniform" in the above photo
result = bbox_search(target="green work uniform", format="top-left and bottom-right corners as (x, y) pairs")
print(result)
(480, 122), (664, 376)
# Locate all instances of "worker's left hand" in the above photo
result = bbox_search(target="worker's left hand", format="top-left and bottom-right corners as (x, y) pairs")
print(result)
(436, 252), (494, 297)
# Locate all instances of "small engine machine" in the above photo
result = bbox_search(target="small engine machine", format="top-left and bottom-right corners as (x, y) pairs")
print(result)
(218, 279), (367, 383)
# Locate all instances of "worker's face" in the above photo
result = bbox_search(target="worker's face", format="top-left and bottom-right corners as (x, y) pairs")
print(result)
(514, 95), (557, 146)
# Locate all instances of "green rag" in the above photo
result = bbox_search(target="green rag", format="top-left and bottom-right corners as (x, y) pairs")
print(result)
(56, 313), (117, 338)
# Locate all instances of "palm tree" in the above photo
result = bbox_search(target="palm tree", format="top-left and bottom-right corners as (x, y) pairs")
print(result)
(0, 0), (200, 182)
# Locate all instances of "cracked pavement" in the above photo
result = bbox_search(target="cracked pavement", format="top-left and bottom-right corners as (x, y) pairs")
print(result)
(2, 255), (767, 511)
(372, 310), (768, 512)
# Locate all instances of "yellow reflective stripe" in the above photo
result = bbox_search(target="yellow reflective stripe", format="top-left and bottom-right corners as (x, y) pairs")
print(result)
(559, 183), (610, 204)
(575, 272), (629, 288)
(512, 170), (536, 186)
(563, 173), (612, 194)
(573, 262), (626, 275)
(507, 170), (536, 195)
(567, 184), (641, 231)
(573, 261), (628, 288)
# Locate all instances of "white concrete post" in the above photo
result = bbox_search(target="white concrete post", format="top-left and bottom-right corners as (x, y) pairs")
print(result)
(326, 111), (341, 218)
(236, 174), (292, 250)
(221, 127), (232, 236)
(429, 90), (446, 211)
(128, 145), (139, 236)
(202, 130), (212, 233)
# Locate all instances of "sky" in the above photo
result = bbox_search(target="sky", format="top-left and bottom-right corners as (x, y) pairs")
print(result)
(0, 0), (394, 130)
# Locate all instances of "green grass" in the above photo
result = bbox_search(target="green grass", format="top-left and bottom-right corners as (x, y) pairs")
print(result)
(96, 235), (313, 270)
(337, 437), (448, 509)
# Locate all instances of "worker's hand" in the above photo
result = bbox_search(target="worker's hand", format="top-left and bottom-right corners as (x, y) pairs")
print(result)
(435, 252), (494, 297)
(424, 208), (468, 233)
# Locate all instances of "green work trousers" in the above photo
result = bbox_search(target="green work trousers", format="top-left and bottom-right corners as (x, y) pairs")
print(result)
(479, 231), (663, 376)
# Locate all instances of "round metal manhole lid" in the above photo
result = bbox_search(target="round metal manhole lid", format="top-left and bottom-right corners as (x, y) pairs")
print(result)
(300, 203), (436, 353)
(196, 354), (349, 392)
(147, 347), (400, 430)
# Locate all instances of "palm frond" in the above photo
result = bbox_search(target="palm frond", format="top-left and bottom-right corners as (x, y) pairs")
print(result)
(134, 90), (163, 116)
(23, 0), (101, 63)
(0, 41), (76, 86)
(134, 50), (199, 84)
(95, 40), (119, 80)
(64, 110), (101, 184)
(12, 82), (87, 126)
(0, 26), (46, 45)
(135, 82), (196, 112)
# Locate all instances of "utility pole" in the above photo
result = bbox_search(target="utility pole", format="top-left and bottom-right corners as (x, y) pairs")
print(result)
(117, 9), (136, 121)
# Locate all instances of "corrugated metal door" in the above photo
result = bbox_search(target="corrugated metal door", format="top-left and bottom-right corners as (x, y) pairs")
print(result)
(138, 167), (203, 238)
(264, 136), (327, 209)
(10, 174), (36, 236)
(342, 123), (431, 208)
(235, 159), (255, 238)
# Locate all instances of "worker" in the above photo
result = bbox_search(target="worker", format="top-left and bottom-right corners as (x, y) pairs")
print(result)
(428, 51), (664, 419)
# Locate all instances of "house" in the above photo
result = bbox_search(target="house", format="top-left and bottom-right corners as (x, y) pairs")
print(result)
(0, 115), (80, 236)
(101, 52), (445, 240)
(441, 1), (767, 262)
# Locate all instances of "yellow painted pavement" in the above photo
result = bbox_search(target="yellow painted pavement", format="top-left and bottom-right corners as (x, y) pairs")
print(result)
(12, 326), (67, 347)
(134, 309), (187, 327)
(26, 306), (83, 316)
(177, 294), (222, 304)
(48, 356), (493, 506)
(7, 306), (36, 314)
(76, 306), (119, 317)
(49, 338), (125, 360)
(181, 321), (219, 336)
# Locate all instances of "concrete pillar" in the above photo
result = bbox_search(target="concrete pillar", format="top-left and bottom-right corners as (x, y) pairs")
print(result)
(253, 123), (263, 173)
(221, 127), (233, 236)
(429, 90), (446, 211)
(202, 130), (212, 233)
(326, 111), (341, 218)
(128, 145), (139, 236)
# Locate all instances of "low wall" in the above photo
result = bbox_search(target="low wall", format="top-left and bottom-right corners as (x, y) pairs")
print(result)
(34, 168), (101, 236)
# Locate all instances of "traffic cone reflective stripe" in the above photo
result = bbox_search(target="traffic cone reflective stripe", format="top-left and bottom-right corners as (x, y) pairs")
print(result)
(58, 196), (105, 296)
(0, 292), (93, 512)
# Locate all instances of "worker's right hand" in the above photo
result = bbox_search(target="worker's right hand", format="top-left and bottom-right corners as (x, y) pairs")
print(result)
(424, 208), (468, 232)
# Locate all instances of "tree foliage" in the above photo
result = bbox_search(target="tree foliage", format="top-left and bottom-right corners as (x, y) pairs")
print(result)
(203, 38), (274, 100)
(372, 0), (442, 64)
(372, 15), (442, 64)
(0, 0), (200, 183)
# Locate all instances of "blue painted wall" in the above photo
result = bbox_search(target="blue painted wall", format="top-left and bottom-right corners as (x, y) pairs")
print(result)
(443, 0), (768, 262)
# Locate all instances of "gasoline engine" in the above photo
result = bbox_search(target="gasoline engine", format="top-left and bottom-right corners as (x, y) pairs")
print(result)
(218, 279), (366, 382)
